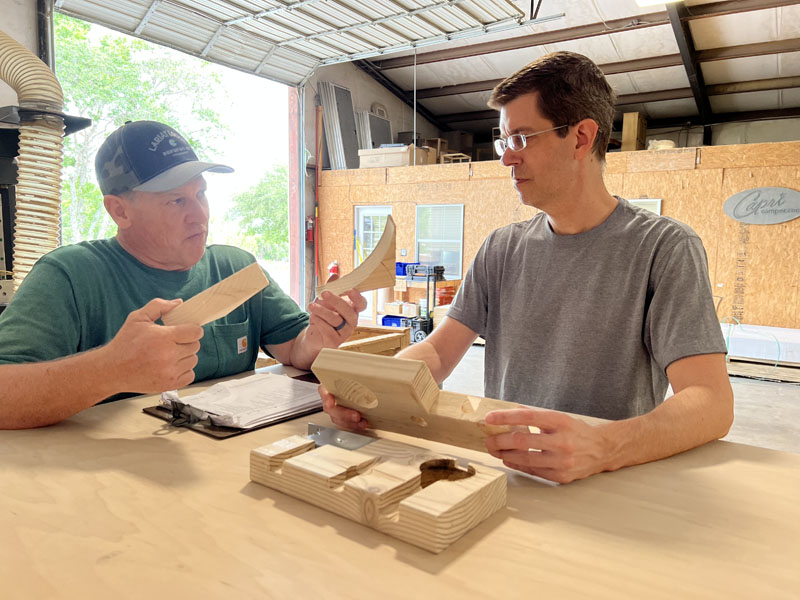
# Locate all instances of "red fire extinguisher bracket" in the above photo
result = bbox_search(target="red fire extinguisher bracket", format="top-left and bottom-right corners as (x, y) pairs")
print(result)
(305, 216), (315, 243)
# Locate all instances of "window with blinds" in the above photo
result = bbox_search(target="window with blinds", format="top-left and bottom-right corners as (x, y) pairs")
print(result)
(415, 204), (464, 279)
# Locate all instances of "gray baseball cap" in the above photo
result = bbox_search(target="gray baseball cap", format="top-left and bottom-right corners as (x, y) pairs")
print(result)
(95, 120), (233, 196)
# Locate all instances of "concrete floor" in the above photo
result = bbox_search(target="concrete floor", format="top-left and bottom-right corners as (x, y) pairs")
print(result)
(442, 344), (800, 455)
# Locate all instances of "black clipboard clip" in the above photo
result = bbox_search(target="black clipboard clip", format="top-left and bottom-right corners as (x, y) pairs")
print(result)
(168, 400), (212, 428)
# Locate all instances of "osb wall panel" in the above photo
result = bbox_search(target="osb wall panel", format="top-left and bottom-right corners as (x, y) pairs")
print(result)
(626, 148), (698, 172)
(622, 169), (724, 286)
(318, 141), (800, 328)
(604, 153), (627, 174)
(320, 168), (385, 187)
(318, 186), (356, 275)
(471, 161), (510, 180)
(385, 163), (470, 185)
(714, 167), (800, 329)
(697, 141), (800, 170)
(603, 173), (624, 197)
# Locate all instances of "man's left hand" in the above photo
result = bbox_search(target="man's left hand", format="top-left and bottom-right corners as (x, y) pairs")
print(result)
(484, 408), (612, 484)
(306, 288), (366, 345)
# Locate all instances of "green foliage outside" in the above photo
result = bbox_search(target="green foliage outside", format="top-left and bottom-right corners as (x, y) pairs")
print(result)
(54, 13), (229, 244)
(223, 165), (289, 261)
(54, 13), (290, 261)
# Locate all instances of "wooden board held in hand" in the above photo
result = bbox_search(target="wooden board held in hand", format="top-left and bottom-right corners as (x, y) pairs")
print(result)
(316, 215), (396, 297)
(162, 262), (269, 326)
(250, 435), (506, 553)
(311, 348), (517, 453)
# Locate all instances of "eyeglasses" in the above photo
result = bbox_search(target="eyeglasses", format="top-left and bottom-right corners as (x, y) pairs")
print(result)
(494, 124), (569, 155)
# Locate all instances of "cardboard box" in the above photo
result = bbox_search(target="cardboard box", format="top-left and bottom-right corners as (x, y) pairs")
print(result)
(358, 145), (432, 168)
(401, 302), (419, 317)
(419, 146), (437, 165)
(384, 301), (403, 315)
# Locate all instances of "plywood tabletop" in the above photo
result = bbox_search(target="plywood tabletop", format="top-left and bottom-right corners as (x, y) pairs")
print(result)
(1, 376), (799, 599)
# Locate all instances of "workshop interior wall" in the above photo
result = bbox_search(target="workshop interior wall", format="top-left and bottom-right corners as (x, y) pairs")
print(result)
(318, 141), (800, 329)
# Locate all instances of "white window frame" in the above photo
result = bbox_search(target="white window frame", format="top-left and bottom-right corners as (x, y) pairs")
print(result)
(629, 198), (662, 215)
(354, 206), (392, 266)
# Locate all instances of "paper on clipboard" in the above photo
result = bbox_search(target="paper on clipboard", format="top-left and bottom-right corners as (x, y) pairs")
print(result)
(161, 373), (321, 429)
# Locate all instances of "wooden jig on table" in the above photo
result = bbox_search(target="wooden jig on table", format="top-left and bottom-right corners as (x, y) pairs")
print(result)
(250, 434), (506, 553)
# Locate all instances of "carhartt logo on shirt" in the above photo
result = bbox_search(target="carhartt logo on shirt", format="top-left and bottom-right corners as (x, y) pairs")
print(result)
(237, 336), (248, 355)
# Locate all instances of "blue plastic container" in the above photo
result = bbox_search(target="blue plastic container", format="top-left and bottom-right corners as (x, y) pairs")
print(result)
(395, 261), (420, 276)
(382, 315), (403, 327)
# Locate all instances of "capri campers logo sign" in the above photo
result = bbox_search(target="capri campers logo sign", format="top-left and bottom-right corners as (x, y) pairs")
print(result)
(723, 187), (800, 225)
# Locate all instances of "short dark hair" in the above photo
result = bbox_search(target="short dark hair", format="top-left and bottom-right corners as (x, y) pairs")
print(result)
(488, 51), (615, 160)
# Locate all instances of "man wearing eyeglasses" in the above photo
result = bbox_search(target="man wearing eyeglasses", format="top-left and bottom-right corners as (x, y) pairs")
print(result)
(322, 51), (732, 484)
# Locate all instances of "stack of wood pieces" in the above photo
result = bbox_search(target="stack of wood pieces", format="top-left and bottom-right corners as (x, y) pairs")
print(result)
(250, 435), (506, 553)
(726, 357), (800, 383)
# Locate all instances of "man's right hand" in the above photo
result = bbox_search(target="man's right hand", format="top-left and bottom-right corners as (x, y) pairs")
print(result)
(107, 298), (204, 393)
(319, 384), (369, 430)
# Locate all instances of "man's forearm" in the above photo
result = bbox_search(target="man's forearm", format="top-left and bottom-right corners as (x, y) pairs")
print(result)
(396, 341), (447, 383)
(0, 347), (122, 429)
(286, 327), (319, 371)
(600, 384), (734, 473)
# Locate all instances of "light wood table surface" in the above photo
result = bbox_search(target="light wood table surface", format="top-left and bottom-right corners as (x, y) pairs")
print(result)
(2, 375), (799, 600)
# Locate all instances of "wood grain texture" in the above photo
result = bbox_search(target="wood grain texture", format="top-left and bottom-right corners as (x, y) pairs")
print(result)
(311, 349), (515, 452)
(1, 372), (799, 598)
(251, 436), (507, 553)
(161, 262), (269, 326)
(316, 215), (396, 297)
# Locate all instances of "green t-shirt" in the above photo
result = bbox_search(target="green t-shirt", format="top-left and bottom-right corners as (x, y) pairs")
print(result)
(0, 239), (308, 393)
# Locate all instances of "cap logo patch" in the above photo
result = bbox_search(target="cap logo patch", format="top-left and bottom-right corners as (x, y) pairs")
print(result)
(148, 129), (183, 152)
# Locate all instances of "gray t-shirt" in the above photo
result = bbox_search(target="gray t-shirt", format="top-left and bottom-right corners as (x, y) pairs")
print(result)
(447, 197), (727, 420)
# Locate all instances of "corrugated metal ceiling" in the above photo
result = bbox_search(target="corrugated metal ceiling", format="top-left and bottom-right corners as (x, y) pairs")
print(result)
(54, 0), (800, 136)
(55, 0), (552, 86)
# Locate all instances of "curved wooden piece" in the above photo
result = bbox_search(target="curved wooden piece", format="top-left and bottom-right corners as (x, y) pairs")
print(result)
(316, 215), (396, 297)
(162, 262), (269, 326)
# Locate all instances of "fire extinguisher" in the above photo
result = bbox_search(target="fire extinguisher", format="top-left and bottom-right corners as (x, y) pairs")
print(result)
(305, 216), (315, 243)
(328, 260), (339, 277)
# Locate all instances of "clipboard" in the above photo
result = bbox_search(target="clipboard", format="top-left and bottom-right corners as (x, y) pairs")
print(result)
(142, 371), (321, 439)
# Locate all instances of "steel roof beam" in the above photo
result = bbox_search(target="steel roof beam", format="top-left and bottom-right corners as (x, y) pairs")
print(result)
(639, 107), (800, 130)
(371, 11), (669, 69)
(369, 0), (800, 70)
(667, 2), (712, 142)
(135, 0), (162, 35)
(697, 38), (800, 62)
(439, 76), (800, 122)
(412, 54), (684, 99)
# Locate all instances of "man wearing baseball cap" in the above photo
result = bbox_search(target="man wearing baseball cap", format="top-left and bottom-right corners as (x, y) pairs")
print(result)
(0, 120), (365, 429)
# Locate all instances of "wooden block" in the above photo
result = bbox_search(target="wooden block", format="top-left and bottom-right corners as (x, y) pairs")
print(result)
(311, 349), (515, 452)
(162, 262), (269, 326)
(316, 215), (396, 297)
(250, 436), (506, 553)
(339, 332), (410, 356)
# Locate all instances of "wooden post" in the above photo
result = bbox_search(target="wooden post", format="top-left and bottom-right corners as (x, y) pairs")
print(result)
(621, 112), (647, 151)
